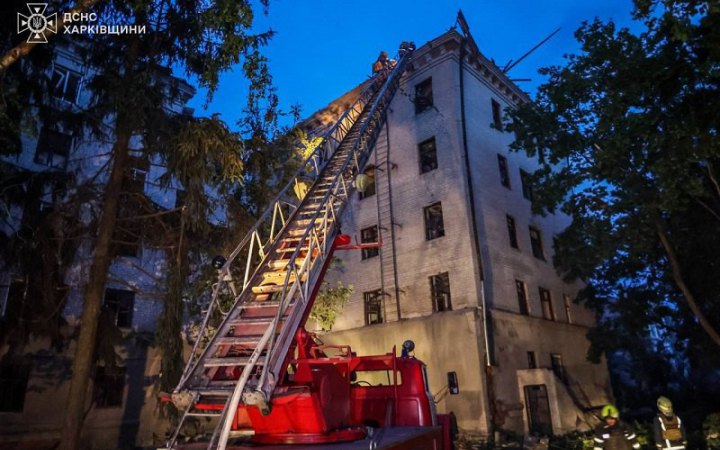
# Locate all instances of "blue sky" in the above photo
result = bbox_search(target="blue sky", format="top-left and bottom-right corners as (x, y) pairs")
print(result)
(186, 0), (638, 130)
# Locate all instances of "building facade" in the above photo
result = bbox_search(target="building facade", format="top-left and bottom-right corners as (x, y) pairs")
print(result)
(319, 29), (613, 437)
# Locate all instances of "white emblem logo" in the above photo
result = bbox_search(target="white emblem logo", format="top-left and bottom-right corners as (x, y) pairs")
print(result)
(17, 3), (57, 44)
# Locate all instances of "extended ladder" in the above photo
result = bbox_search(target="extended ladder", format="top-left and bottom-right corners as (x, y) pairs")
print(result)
(165, 42), (415, 450)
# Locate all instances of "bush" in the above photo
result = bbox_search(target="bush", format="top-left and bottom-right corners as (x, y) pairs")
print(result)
(705, 413), (720, 449)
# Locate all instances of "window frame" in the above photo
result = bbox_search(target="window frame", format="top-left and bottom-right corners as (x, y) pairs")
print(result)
(414, 77), (434, 114)
(360, 225), (380, 260)
(539, 287), (554, 321)
(497, 154), (511, 188)
(507, 215), (519, 249)
(34, 126), (73, 169)
(418, 137), (438, 174)
(103, 288), (135, 328)
(358, 166), (376, 200)
(423, 202), (445, 241)
(520, 169), (533, 201)
(529, 226), (545, 260)
(527, 351), (537, 369)
(50, 65), (82, 104)
(364, 289), (384, 325)
(515, 280), (529, 315)
(429, 272), (452, 312)
(491, 98), (503, 129)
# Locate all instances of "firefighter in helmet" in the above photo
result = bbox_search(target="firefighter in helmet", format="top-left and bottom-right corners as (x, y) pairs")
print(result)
(653, 396), (687, 450)
(593, 404), (641, 450)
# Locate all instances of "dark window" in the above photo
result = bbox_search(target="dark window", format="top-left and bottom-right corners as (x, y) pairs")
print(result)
(358, 167), (376, 200)
(520, 169), (533, 201)
(361, 225), (379, 260)
(418, 137), (438, 173)
(516, 280), (529, 315)
(423, 202), (445, 240)
(34, 127), (72, 169)
(563, 294), (573, 324)
(93, 365), (126, 408)
(415, 78), (434, 114)
(103, 288), (135, 328)
(497, 154), (510, 188)
(507, 215), (519, 249)
(539, 287), (554, 320)
(550, 353), (566, 383)
(0, 360), (30, 412)
(364, 290), (384, 325)
(491, 99), (502, 129)
(50, 66), (81, 103)
(527, 351), (537, 369)
(430, 272), (451, 312)
(529, 226), (545, 260)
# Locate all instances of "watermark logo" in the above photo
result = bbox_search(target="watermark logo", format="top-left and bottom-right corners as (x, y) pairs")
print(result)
(17, 3), (57, 44)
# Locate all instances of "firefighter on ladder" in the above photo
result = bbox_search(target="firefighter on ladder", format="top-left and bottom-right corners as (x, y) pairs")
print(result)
(653, 396), (687, 450)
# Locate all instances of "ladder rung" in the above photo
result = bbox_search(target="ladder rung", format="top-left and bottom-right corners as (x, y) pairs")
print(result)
(186, 411), (223, 417)
(229, 316), (274, 324)
(242, 300), (282, 308)
(252, 284), (290, 294)
(204, 357), (262, 367)
(276, 246), (309, 253)
(215, 336), (262, 345)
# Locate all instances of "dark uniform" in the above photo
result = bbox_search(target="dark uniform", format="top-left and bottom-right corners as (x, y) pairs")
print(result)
(593, 421), (641, 450)
(653, 413), (687, 450)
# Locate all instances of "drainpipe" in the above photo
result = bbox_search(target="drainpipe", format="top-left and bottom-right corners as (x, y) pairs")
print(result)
(458, 34), (495, 436)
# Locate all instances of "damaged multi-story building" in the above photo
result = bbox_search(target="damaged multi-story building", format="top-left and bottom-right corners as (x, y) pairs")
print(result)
(309, 21), (614, 438)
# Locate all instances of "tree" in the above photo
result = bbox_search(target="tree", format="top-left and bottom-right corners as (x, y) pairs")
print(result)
(506, 0), (720, 364)
(0, 1), (281, 448)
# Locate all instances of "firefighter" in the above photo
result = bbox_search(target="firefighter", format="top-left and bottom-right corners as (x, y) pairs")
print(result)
(593, 404), (641, 450)
(654, 396), (687, 450)
(372, 51), (389, 73)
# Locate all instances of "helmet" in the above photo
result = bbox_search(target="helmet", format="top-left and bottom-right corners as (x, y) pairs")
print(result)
(601, 404), (619, 419)
(657, 396), (673, 416)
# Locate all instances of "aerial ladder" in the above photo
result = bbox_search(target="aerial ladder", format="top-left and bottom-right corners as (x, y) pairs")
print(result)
(164, 42), (417, 450)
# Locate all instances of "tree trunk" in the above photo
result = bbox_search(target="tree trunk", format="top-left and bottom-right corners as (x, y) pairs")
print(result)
(57, 122), (130, 450)
(656, 222), (720, 348)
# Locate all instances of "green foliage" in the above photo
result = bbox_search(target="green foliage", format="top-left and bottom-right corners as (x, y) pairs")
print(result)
(505, 0), (720, 397)
(549, 431), (594, 449)
(309, 282), (353, 331)
(705, 413), (720, 449)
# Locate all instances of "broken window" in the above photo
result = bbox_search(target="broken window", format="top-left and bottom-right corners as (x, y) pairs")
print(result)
(507, 215), (519, 249)
(418, 137), (438, 173)
(515, 280), (529, 315)
(50, 65), (82, 103)
(361, 225), (379, 260)
(529, 226), (545, 260)
(430, 272), (451, 312)
(423, 202), (445, 241)
(520, 169), (533, 201)
(491, 98), (503, 129)
(93, 365), (126, 408)
(497, 154), (510, 188)
(34, 126), (72, 169)
(539, 287), (554, 320)
(364, 289), (384, 325)
(103, 288), (135, 328)
(0, 358), (30, 412)
(414, 78), (433, 114)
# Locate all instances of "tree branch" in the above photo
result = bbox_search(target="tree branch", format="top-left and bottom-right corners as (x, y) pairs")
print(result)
(655, 220), (720, 348)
